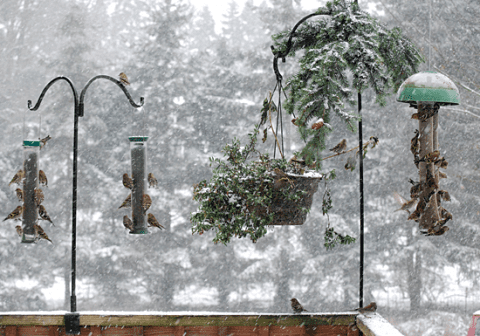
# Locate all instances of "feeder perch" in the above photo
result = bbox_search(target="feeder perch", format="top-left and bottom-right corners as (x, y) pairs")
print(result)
(397, 71), (459, 235)
(22, 140), (40, 243)
(129, 136), (149, 234)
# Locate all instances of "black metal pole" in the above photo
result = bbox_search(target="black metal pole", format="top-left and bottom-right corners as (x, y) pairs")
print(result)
(358, 92), (364, 309)
(28, 75), (143, 327)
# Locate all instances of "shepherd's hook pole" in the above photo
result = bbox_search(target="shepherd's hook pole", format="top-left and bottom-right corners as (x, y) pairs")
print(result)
(28, 75), (144, 334)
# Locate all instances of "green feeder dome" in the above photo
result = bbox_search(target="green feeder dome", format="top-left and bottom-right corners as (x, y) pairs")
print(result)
(396, 71), (460, 105)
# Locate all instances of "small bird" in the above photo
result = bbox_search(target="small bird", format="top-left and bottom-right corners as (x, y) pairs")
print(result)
(344, 155), (356, 171)
(330, 139), (347, 154)
(408, 209), (421, 222)
(410, 130), (419, 155)
(119, 72), (130, 86)
(34, 188), (44, 207)
(123, 215), (133, 231)
(4, 205), (23, 221)
(393, 192), (417, 214)
(142, 194), (152, 213)
(369, 136), (379, 148)
(355, 302), (377, 314)
(440, 207), (453, 221)
(9, 170), (24, 186)
(438, 171), (447, 179)
(438, 190), (451, 202)
(147, 213), (165, 230)
(148, 173), (158, 188)
(434, 157), (448, 169)
(409, 179), (423, 199)
(424, 150), (440, 164)
(39, 170), (48, 187)
(290, 298), (308, 314)
(418, 103), (439, 121)
(426, 225), (449, 236)
(123, 173), (133, 190)
(38, 205), (54, 226)
(34, 224), (52, 243)
(16, 188), (23, 202)
(118, 194), (132, 209)
(40, 135), (52, 149)
(15, 225), (23, 237)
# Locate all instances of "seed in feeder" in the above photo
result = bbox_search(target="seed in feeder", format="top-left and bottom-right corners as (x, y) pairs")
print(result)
(16, 188), (23, 202)
(122, 173), (133, 190)
(147, 213), (164, 230)
(38, 205), (54, 226)
(39, 170), (48, 187)
(410, 130), (419, 155)
(142, 194), (152, 214)
(123, 215), (133, 231)
(39, 135), (52, 150)
(329, 139), (347, 154)
(16, 225), (23, 237)
(118, 194), (131, 209)
(34, 188), (44, 207)
(34, 224), (52, 243)
(148, 173), (158, 188)
(3, 205), (23, 221)
(9, 170), (24, 186)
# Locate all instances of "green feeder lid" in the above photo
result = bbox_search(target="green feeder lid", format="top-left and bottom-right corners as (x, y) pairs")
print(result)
(129, 136), (149, 142)
(396, 71), (460, 106)
(23, 140), (41, 147)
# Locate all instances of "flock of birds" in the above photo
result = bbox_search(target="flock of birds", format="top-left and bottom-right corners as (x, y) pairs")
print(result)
(290, 298), (377, 315)
(4, 135), (54, 243)
(120, 172), (165, 231)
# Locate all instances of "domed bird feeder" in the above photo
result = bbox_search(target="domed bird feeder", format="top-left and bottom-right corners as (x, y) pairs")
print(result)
(22, 140), (40, 243)
(396, 71), (460, 236)
(129, 136), (149, 234)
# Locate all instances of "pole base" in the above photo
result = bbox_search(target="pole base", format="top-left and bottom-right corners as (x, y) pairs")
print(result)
(65, 313), (80, 335)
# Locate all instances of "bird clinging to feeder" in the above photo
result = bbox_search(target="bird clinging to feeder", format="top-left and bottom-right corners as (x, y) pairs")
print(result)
(39, 170), (48, 187)
(123, 173), (133, 190)
(38, 205), (54, 226)
(9, 170), (24, 186)
(397, 71), (460, 236)
(4, 205), (23, 221)
(39, 135), (51, 150)
(123, 215), (133, 231)
(118, 194), (132, 209)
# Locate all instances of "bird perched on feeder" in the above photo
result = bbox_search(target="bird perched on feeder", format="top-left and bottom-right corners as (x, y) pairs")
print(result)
(9, 170), (24, 186)
(118, 194), (131, 209)
(330, 139), (347, 154)
(393, 192), (417, 214)
(435, 157), (448, 169)
(4, 205), (23, 221)
(40, 135), (52, 150)
(119, 72), (130, 86)
(34, 188), (44, 207)
(424, 150), (440, 164)
(15, 225), (23, 237)
(410, 129), (419, 155)
(123, 173), (133, 190)
(16, 188), (23, 202)
(142, 194), (152, 213)
(438, 190), (451, 202)
(34, 224), (52, 243)
(290, 298), (308, 314)
(39, 170), (48, 187)
(148, 173), (158, 188)
(38, 205), (54, 226)
(147, 213), (165, 230)
(409, 179), (423, 199)
(123, 215), (133, 231)
(355, 302), (377, 314)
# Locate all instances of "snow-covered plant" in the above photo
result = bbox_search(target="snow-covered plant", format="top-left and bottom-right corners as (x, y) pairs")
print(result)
(271, 0), (423, 166)
(190, 125), (311, 245)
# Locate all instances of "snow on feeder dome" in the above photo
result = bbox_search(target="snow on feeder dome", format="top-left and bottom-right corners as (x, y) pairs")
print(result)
(396, 71), (459, 237)
(396, 71), (460, 105)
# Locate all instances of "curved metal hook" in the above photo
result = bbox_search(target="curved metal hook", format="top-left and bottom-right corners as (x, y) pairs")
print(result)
(27, 76), (79, 114)
(271, 11), (331, 82)
(79, 75), (145, 117)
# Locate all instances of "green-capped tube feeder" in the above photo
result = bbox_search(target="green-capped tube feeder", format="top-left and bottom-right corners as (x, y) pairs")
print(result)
(397, 71), (459, 236)
(22, 140), (40, 243)
(129, 136), (149, 234)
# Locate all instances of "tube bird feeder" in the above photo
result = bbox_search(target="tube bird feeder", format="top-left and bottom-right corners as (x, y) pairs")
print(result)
(129, 136), (149, 234)
(22, 140), (40, 243)
(396, 71), (460, 236)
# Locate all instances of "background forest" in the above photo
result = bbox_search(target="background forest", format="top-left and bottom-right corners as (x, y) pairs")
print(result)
(0, 0), (478, 335)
